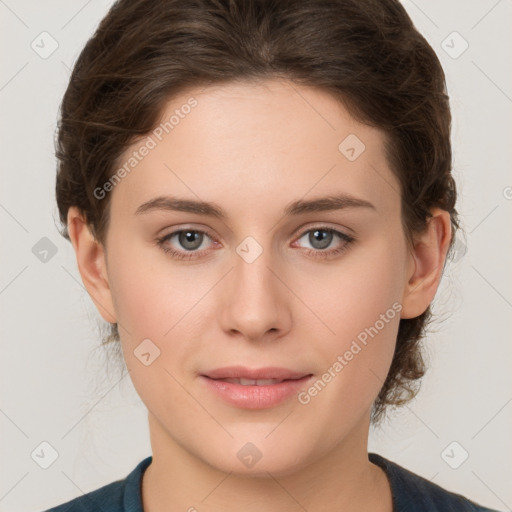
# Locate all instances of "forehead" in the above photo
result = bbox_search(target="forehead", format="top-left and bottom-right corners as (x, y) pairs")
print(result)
(109, 79), (399, 221)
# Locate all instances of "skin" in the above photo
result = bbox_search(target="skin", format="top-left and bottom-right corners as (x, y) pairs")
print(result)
(67, 79), (451, 512)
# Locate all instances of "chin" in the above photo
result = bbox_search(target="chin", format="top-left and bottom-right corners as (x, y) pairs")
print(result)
(213, 452), (312, 479)
(192, 431), (320, 478)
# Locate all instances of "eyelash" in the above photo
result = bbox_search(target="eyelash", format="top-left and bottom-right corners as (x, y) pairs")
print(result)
(156, 227), (356, 261)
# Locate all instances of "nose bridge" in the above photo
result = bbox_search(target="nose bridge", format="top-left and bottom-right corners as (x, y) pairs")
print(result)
(234, 237), (281, 309)
(219, 236), (290, 340)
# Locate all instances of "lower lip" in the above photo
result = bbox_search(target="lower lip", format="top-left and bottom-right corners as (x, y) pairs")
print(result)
(200, 375), (313, 409)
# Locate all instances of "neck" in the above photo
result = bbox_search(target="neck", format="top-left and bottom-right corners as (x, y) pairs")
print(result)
(141, 412), (393, 512)
(142, 414), (392, 512)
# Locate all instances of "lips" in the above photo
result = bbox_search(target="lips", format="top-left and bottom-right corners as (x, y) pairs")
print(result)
(199, 366), (314, 409)
(218, 378), (285, 386)
(201, 366), (310, 381)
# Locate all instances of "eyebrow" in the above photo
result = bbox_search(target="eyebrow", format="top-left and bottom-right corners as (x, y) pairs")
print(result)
(134, 193), (376, 219)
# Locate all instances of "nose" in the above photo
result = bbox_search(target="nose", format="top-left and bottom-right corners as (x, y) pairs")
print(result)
(218, 246), (292, 343)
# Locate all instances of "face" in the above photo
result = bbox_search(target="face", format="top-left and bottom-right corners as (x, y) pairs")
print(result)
(72, 79), (439, 477)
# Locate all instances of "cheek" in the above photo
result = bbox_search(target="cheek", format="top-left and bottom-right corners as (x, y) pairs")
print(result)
(107, 241), (199, 338)
(291, 235), (405, 410)
(107, 248), (205, 409)
(299, 233), (406, 346)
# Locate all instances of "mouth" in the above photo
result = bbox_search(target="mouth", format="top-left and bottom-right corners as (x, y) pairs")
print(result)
(201, 366), (311, 381)
(214, 377), (296, 386)
(199, 366), (314, 409)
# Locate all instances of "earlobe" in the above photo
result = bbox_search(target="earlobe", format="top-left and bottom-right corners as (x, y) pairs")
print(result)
(400, 208), (452, 319)
(66, 206), (117, 324)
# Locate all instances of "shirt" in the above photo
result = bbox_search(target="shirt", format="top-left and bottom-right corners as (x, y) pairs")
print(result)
(42, 452), (502, 511)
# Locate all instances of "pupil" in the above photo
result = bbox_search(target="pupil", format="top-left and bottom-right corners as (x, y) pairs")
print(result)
(180, 231), (202, 250)
(310, 229), (331, 250)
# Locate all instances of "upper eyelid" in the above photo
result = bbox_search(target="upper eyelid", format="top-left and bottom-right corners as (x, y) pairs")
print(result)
(163, 223), (348, 236)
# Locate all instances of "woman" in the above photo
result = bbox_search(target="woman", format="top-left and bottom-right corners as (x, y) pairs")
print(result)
(45, 0), (501, 510)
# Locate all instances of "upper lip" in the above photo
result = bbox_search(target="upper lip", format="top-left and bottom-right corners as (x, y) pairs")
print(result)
(201, 366), (311, 381)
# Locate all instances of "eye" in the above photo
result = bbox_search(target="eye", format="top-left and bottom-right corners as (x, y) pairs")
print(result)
(157, 226), (356, 262)
(156, 229), (215, 260)
(293, 227), (356, 259)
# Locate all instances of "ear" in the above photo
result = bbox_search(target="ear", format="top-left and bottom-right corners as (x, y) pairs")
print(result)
(400, 207), (452, 319)
(66, 206), (117, 324)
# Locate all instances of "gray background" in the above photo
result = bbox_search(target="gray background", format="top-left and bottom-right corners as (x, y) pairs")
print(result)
(0, 1), (511, 511)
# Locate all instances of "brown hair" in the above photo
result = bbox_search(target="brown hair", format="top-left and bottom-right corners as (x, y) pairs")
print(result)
(55, 0), (460, 424)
